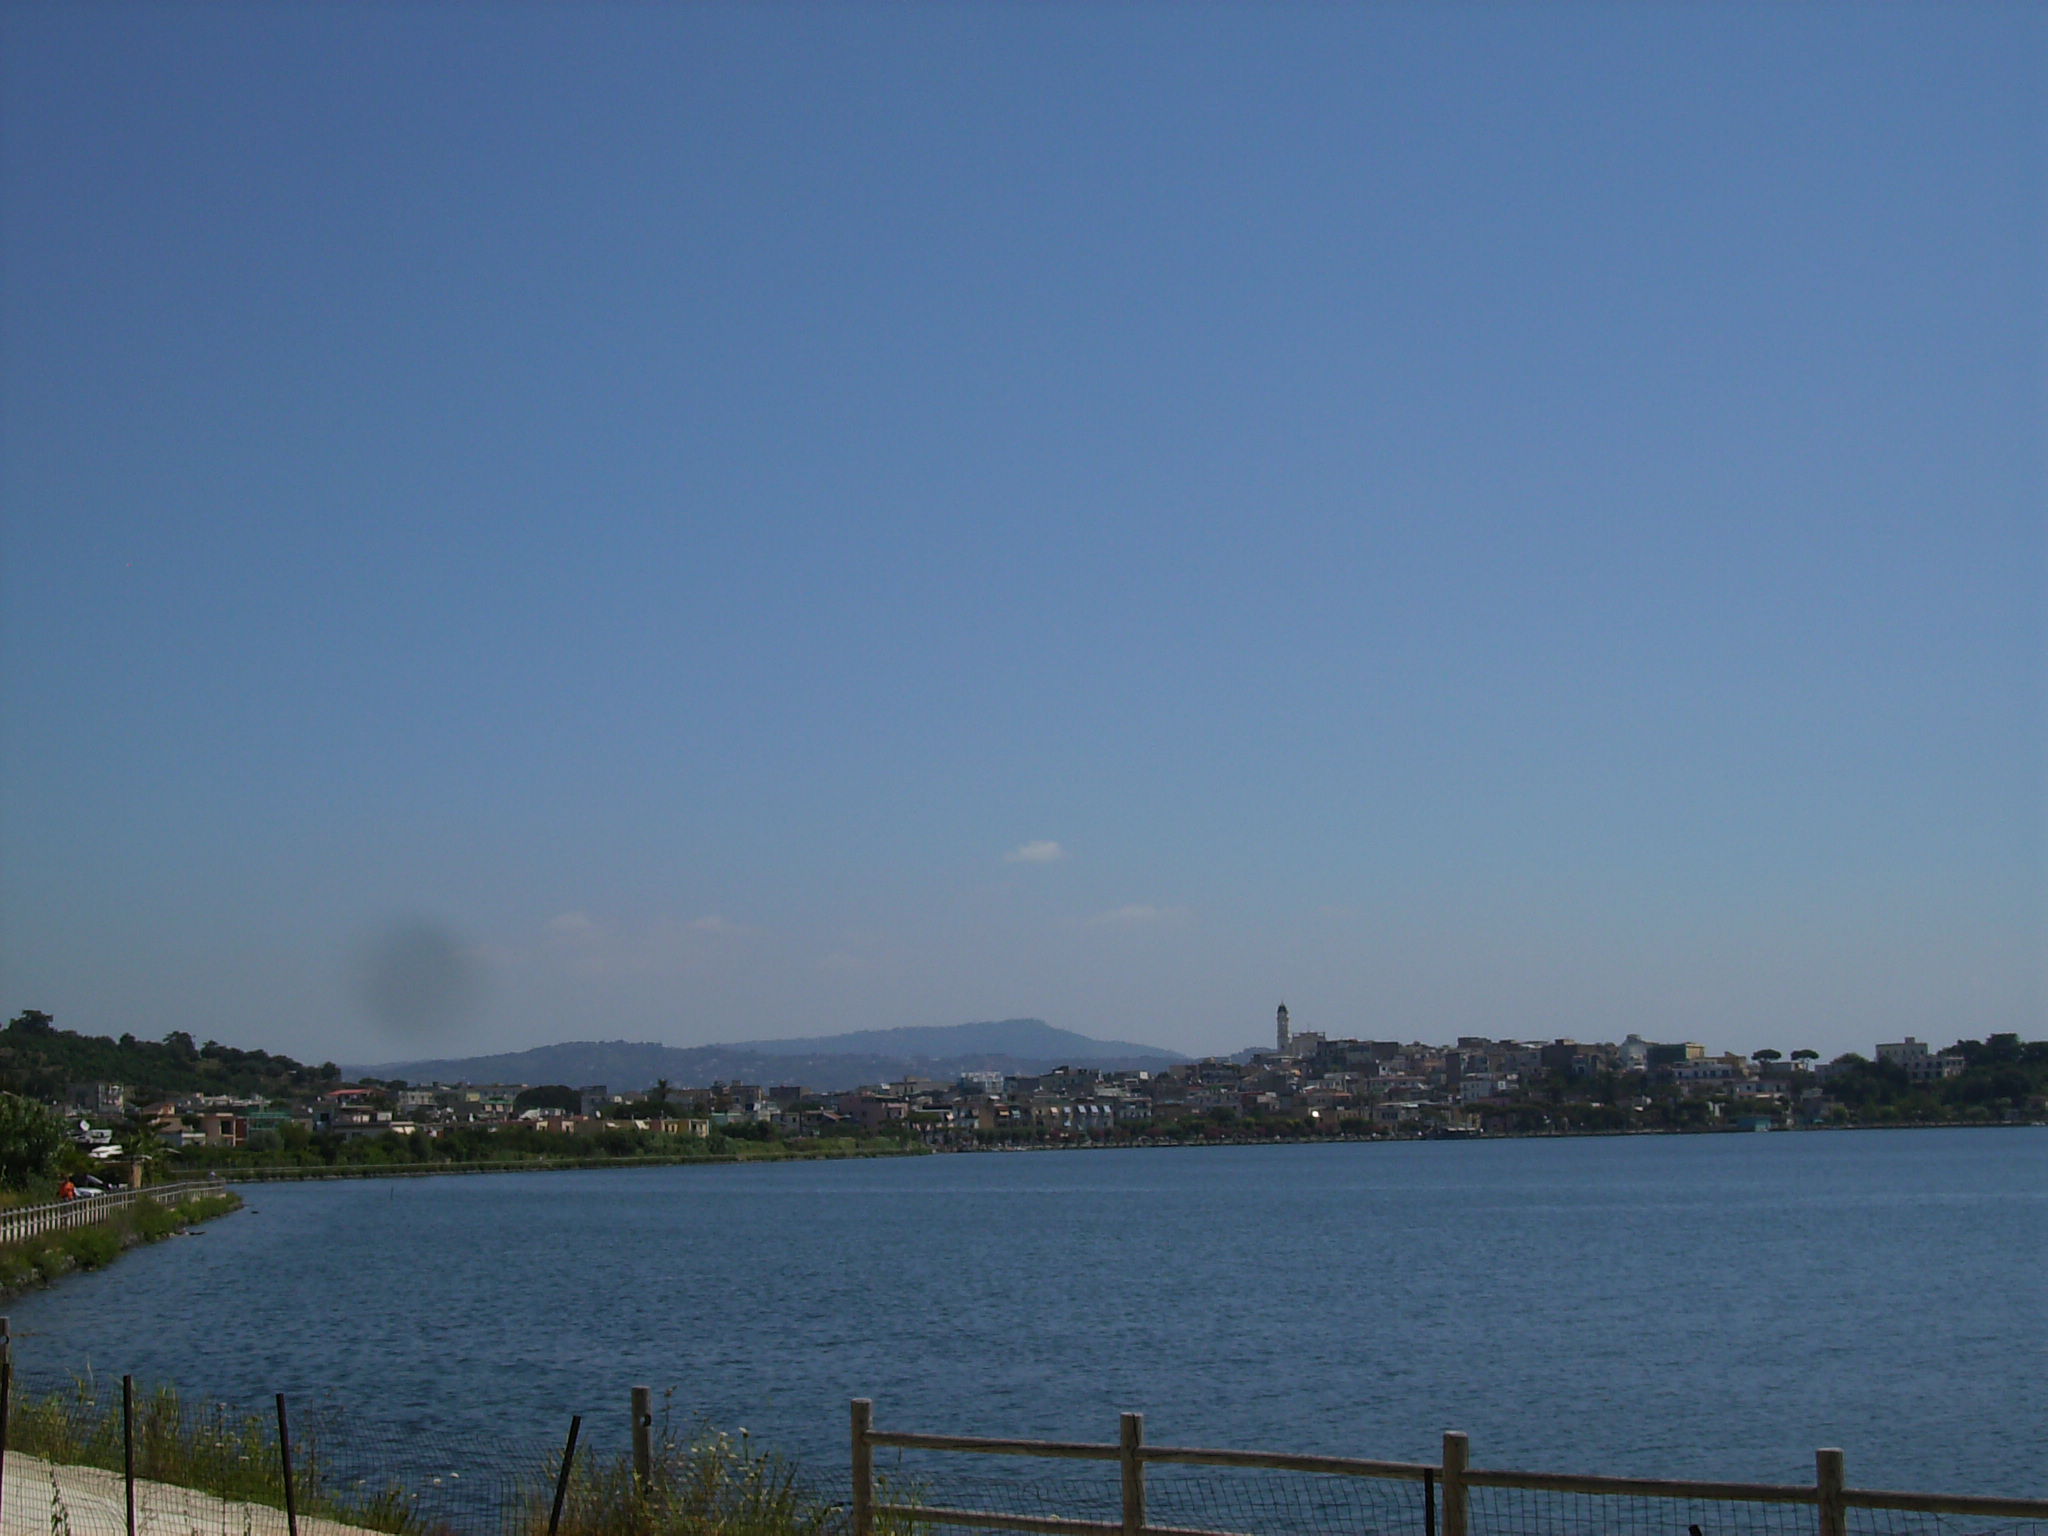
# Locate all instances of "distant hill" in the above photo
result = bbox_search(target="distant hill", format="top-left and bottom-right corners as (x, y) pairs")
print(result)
(349, 1019), (1186, 1092)
(0, 1009), (338, 1102)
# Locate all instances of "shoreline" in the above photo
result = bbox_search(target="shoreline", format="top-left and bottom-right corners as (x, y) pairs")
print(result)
(175, 1116), (2046, 1186)
(0, 1187), (242, 1302)
(191, 1139), (928, 1183)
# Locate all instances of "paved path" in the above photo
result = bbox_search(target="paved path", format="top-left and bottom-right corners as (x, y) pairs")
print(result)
(1, 1455), (386, 1536)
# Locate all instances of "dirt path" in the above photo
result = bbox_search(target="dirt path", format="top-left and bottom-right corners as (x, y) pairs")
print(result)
(1, 1454), (388, 1536)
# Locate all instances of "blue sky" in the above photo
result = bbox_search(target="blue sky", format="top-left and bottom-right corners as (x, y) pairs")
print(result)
(2, 3), (2041, 1065)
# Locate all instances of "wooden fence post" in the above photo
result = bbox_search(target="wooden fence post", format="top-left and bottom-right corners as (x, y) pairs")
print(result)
(0, 1320), (10, 1536)
(630, 1387), (653, 1494)
(1121, 1413), (1146, 1536)
(1816, 1449), (1846, 1536)
(547, 1414), (582, 1536)
(0, 1318), (12, 1536)
(275, 1394), (300, 1536)
(1442, 1431), (1469, 1536)
(122, 1374), (136, 1536)
(851, 1399), (874, 1536)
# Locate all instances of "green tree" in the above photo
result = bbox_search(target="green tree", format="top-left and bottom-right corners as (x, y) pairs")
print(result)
(0, 1092), (68, 1186)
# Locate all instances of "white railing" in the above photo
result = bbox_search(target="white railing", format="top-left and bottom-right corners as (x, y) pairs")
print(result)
(0, 1181), (223, 1246)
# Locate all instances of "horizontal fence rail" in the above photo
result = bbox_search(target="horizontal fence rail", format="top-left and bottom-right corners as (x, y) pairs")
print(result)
(0, 1369), (2041, 1536)
(0, 1181), (222, 1245)
(851, 1401), (2048, 1536)
(1144, 1445), (1435, 1481)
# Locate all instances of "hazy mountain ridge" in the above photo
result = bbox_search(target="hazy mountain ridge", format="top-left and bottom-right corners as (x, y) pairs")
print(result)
(349, 1019), (1187, 1092)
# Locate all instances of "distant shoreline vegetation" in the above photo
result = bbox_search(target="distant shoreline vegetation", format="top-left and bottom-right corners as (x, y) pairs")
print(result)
(195, 1138), (928, 1179)
(0, 1187), (241, 1298)
(166, 1113), (2048, 1187)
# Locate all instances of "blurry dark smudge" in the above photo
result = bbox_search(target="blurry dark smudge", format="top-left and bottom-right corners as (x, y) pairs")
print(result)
(351, 917), (480, 1039)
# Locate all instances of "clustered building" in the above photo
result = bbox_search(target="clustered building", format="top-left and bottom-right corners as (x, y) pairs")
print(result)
(819, 1004), (1885, 1141)
(63, 1010), (1978, 1153)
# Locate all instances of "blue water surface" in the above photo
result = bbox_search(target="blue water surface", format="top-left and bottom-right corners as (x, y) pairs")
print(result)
(4, 1130), (2041, 1494)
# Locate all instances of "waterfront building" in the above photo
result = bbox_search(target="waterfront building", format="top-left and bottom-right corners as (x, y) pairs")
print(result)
(1874, 1037), (1967, 1083)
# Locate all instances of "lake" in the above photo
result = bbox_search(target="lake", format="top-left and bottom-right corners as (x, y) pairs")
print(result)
(4, 1129), (2042, 1497)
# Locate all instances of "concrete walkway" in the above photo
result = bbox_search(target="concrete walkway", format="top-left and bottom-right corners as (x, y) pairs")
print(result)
(1, 1454), (387, 1536)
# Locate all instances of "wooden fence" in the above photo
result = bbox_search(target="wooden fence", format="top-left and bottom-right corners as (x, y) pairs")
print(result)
(0, 1181), (223, 1246)
(850, 1401), (2048, 1536)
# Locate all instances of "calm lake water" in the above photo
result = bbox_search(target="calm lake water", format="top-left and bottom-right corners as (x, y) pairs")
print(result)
(5, 1130), (2043, 1494)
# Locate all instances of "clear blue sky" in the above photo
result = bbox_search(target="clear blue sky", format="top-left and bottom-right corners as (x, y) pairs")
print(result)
(3, 3), (2041, 1065)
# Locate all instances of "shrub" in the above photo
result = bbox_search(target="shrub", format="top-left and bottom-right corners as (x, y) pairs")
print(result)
(530, 1418), (892, 1536)
(0, 1093), (67, 1186)
(57, 1226), (121, 1270)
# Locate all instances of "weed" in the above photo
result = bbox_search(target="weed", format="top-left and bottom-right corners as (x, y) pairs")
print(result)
(0, 1192), (241, 1297)
(9, 1381), (433, 1536)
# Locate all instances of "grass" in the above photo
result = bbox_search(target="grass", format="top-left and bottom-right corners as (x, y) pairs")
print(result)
(8, 1378), (435, 1535)
(532, 1428), (837, 1536)
(0, 1190), (243, 1294)
(6, 1378), (915, 1536)
(523, 1399), (923, 1536)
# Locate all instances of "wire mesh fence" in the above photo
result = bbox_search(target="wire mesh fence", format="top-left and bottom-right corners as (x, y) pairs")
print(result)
(1464, 1488), (2048, 1536)
(1, 1373), (533, 1536)
(862, 1453), (1432, 1536)
(1846, 1514), (2048, 1536)
(1467, 1485), (1815, 1536)
(1, 1374), (2042, 1536)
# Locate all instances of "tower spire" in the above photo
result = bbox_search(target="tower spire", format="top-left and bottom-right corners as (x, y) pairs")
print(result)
(1276, 1001), (1291, 1055)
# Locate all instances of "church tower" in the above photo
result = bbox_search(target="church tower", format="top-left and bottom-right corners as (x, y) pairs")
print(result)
(1276, 1002), (1291, 1056)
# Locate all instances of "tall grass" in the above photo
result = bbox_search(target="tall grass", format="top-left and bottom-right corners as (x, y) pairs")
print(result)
(7, 1377), (912, 1536)
(7, 1379), (435, 1535)
(524, 1407), (922, 1536)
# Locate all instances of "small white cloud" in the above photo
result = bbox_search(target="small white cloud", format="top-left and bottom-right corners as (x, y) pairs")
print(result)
(1088, 903), (1191, 928)
(687, 914), (750, 938)
(1005, 840), (1068, 864)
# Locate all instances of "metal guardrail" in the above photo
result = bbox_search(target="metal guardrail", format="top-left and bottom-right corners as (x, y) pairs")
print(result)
(849, 1402), (2048, 1536)
(0, 1181), (224, 1246)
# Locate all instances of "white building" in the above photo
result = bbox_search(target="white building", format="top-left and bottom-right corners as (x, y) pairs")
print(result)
(1874, 1037), (1966, 1083)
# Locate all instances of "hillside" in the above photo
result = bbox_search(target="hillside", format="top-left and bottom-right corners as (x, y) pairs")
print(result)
(351, 1018), (1187, 1092)
(0, 1011), (339, 1102)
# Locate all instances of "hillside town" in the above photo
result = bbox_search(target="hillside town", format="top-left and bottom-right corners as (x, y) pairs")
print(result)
(28, 1006), (2045, 1164)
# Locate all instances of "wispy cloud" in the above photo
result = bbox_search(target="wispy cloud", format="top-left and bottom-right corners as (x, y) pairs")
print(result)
(1004, 840), (1068, 864)
(686, 914), (751, 937)
(814, 936), (911, 977)
(1088, 903), (1191, 928)
(534, 909), (758, 976)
